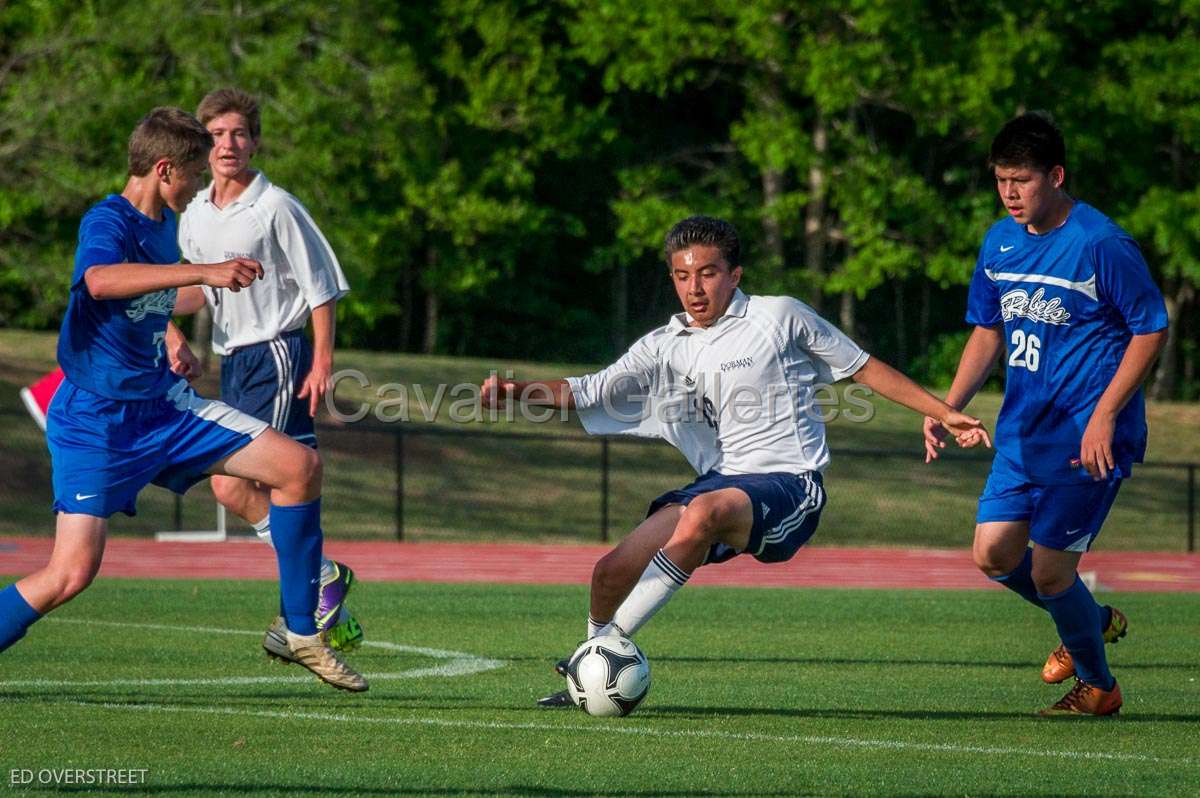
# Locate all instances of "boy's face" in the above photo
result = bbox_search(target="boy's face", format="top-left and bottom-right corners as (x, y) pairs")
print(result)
(161, 158), (208, 212)
(994, 164), (1065, 230)
(668, 245), (742, 328)
(206, 111), (258, 180)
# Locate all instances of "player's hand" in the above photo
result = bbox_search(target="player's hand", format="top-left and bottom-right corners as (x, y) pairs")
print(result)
(923, 416), (950, 463)
(480, 372), (515, 409)
(168, 340), (203, 382)
(1079, 410), (1116, 481)
(202, 258), (263, 292)
(297, 356), (333, 418)
(939, 410), (992, 451)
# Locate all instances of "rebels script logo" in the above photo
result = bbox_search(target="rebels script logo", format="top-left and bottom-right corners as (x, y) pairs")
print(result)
(999, 287), (1071, 326)
(125, 289), (177, 322)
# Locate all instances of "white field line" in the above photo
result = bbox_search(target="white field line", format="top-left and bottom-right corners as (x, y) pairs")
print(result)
(69, 700), (1197, 768)
(0, 618), (504, 688)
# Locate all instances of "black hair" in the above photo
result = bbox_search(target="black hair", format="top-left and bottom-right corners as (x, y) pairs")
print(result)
(663, 216), (740, 269)
(989, 112), (1066, 173)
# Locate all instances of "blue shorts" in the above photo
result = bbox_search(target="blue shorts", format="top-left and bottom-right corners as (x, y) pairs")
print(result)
(976, 467), (1122, 552)
(221, 329), (316, 447)
(47, 379), (268, 518)
(648, 470), (826, 565)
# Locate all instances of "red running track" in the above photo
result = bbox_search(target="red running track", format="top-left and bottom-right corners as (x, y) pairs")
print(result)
(1, 537), (1198, 592)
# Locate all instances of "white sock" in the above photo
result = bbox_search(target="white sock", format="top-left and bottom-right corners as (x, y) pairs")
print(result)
(611, 549), (691, 636)
(587, 616), (610, 638)
(253, 516), (272, 545)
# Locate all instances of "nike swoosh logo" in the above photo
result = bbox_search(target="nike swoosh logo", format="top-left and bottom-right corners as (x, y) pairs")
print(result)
(75, 493), (98, 501)
(999, 245), (1015, 252)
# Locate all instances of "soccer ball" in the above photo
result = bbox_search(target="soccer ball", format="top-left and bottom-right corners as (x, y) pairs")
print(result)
(565, 634), (651, 717)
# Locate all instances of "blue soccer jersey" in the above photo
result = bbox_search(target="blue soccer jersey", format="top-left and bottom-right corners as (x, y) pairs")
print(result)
(57, 195), (181, 400)
(966, 201), (1168, 484)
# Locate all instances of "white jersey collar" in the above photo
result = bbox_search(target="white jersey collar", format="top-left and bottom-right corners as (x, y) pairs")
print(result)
(202, 171), (270, 208)
(669, 288), (750, 333)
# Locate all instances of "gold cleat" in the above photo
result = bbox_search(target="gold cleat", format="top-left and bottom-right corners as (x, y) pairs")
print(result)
(1039, 678), (1122, 717)
(262, 616), (369, 692)
(1042, 606), (1128, 684)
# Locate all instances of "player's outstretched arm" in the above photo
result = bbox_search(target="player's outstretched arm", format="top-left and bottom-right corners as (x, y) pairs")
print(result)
(84, 258), (264, 301)
(1079, 329), (1167, 480)
(922, 325), (1004, 462)
(851, 356), (991, 449)
(480, 374), (575, 411)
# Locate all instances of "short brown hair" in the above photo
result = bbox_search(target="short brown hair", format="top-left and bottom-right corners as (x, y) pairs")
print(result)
(127, 107), (212, 176)
(196, 87), (261, 140)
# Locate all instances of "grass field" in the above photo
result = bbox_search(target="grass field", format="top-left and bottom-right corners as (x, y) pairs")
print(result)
(1, 577), (1197, 796)
(2, 329), (1198, 549)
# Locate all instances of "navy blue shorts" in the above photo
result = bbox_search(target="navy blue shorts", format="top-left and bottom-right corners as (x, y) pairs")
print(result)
(48, 379), (268, 518)
(648, 470), (826, 565)
(977, 467), (1122, 553)
(220, 329), (316, 448)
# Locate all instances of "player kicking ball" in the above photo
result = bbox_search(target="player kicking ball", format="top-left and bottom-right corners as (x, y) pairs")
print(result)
(481, 216), (990, 708)
(174, 88), (362, 652)
(925, 113), (1167, 717)
(0, 108), (366, 692)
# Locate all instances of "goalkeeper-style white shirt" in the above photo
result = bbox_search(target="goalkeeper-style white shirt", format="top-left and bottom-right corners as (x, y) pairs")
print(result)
(178, 172), (350, 354)
(566, 289), (869, 475)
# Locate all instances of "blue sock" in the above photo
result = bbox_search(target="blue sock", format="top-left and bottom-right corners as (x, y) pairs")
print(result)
(269, 499), (323, 636)
(0, 584), (42, 653)
(988, 548), (1045, 610)
(1039, 576), (1114, 691)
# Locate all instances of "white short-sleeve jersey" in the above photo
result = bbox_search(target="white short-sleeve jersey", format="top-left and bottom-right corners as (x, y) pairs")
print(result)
(566, 289), (869, 475)
(178, 172), (350, 354)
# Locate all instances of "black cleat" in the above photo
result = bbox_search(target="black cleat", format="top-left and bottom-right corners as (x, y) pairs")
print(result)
(536, 689), (573, 708)
(554, 658), (569, 677)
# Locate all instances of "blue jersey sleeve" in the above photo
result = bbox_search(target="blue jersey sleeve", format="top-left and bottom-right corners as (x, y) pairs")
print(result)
(72, 206), (128, 289)
(1093, 236), (1168, 334)
(965, 246), (1001, 326)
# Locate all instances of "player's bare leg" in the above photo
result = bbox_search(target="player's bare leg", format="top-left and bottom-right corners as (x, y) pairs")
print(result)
(209, 431), (366, 692)
(594, 488), (753, 634)
(972, 521), (1030, 579)
(541, 491), (751, 708)
(210, 473), (269, 526)
(588, 504), (683, 624)
(14, 514), (107, 614)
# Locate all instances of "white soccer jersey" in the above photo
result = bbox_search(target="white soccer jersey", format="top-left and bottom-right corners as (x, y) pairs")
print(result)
(178, 172), (350, 354)
(566, 289), (869, 475)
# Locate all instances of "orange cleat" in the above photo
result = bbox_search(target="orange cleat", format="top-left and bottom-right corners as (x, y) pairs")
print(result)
(1041, 606), (1128, 684)
(1038, 678), (1122, 717)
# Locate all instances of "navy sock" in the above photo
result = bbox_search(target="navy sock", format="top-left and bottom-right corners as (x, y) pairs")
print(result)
(988, 548), (1045, 610)
(269, 499), (323, 636)
(1040, 576), (1114, 690)
(0, 584), (42, 653)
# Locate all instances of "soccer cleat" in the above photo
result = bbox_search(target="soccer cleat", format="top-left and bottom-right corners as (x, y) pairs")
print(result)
(326, 607), (365, 652)
(535, 655), (573, 708)
(536, 689), (573, 708)
(1041, 606), (1128, 684)
(316, 561), (356, 632)
(262, 616), (369, 692)
(1038, 678), (1122, 717)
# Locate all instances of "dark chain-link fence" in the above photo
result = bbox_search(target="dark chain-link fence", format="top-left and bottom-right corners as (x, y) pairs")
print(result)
(2, 411), (1194, 551)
